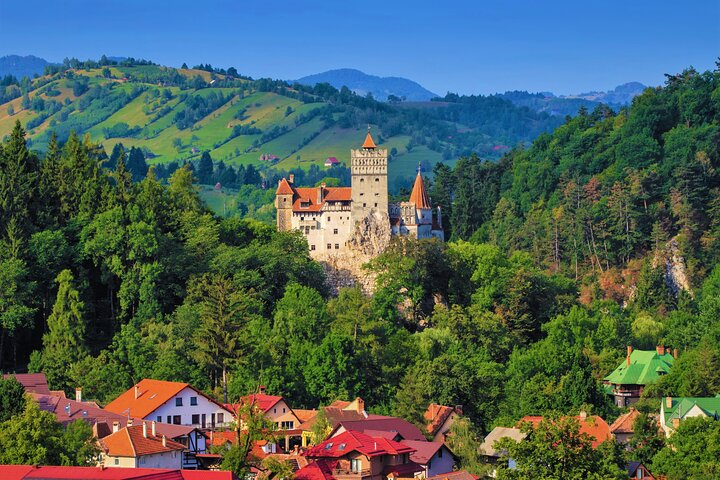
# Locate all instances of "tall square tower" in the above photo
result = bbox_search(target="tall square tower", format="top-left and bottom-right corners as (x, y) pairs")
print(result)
(350, 131), (388, 222)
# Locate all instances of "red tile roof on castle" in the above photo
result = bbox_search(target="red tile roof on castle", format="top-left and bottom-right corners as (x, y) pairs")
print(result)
(276, 178), (295, 195)
(0, 465), (237, 479)
(305, 430), (415, 458)
(101, 424), (186, 457)
(292, 187), (352, 212)
(409, 171), (431, 209)
(362, 132), (377, 149)
(519, 415), (612, 449)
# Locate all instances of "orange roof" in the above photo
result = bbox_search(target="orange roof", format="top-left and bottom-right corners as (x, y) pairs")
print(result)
(101, 424), (186, 457)
(292, 187), (352, 213)
(104, 379), (227, 419)
(362, 132), (376, 149)
(519, 415), (612, 449)
(276, 178), (295, 195)
(409, 172), (431, 209)
(609, 408), (640, 435)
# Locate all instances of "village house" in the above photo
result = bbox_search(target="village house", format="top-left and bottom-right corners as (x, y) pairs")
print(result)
(296, 430), (423, 480)
(609, 408), (643, 445)
(329, 417), (427, 442)
(604, 346), (676, 407)
(399, 440), (456, 478)
(659, 395), (720, 437)
(325, 157), (340, 167)
(479, 426), (527, 469)
(104, 379), (234, 428)
(627, 461), (656, 480)
(519, 412), (613, 449)
(299, 398), (368, 446)
(423, 404), (462, 442)
(99, 422), (186, 469)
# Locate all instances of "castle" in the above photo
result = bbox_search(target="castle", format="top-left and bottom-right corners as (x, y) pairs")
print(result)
(275, 131), (444, 258)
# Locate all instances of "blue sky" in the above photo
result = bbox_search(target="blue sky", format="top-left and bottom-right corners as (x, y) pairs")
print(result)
(1, 0), (718, 95)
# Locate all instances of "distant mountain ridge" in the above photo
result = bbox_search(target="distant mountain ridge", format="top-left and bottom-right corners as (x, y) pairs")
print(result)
(0, 55), (54, 79)
(295, 68), (438, 101)
(562, 81), (648, 105)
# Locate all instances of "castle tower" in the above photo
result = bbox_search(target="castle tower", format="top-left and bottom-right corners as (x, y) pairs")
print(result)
(351, 131), (388, 222)
(275, 175), (295, 231)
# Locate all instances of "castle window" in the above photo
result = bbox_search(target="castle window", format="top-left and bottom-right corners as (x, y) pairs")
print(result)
(374, 203), (378, 207)
(363, 203), (366, 207)
(375, 178), (379, 182)
(328, 217), (331, 222)
(375, 193), (379, 196)
(334, 229), (338, 235)
(360, 178), (365, 182)
(311, 245), (316, 251)
(327, 244), (331, 250)
(335, 244), (339, 249)
(360, 192), (364, 196)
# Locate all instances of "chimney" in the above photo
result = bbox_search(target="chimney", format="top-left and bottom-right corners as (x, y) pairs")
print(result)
(151, 421), (156, 437)
(673, 348), (678, 359)
(672, 418), (680, 428)
(134, 384), (140, 399)
(289, 174), (294, 184)
(162, 435), (167, 447)
(143, 421), (148, 438)
(259, 385), (266, 394)
(627, 345), (633, 366)
(455, 405), (463, 416)
(356, 397), (365, 414)
(112, 421), (120, 433)
(318, 184), (325, 204)
(579, 410), (587, 419)
(656, 345), (666, 356)
(666, 397), (673, 409)
(75, 387), (82, 403)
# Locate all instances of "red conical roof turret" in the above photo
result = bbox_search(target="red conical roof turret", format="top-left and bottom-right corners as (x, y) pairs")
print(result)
(409, 171), (431, 209)
(362, 131), (377, 149)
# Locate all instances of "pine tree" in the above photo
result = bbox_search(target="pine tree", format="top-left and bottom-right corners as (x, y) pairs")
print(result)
(40, 269), (88, 392)
(0, 121), (37, 250)
(197, 151), (214, 185)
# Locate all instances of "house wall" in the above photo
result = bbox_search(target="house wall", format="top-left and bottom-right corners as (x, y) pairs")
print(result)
(263, 399), (301, 430)
(100, 455), (136, 468)
(149, 387), (233, 428)
(432, 413), (458, 442)
(137, 451), (183, 469)
(425, 447), (455, 477)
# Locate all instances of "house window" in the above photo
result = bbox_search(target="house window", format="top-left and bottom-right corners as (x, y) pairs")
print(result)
(156, 416), (162, 423)
(283, 407), (286, 413)
(172, 415), (181, 425)
(333, 229), (338, 235)
(190, 396), (198, 406)
(167, 416), (171, 423)
(438, 448), (443, 458)
(350, 459), (362, 473)
(274, 408), (277, 414)
(281, 421), (294, 430)
(217, 413), (224, 424)
(114, 458), (119, 465)
(192, 414), (200, 425)
(175, 398), (183, 407)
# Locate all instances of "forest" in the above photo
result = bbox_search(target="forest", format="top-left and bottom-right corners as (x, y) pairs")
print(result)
(0, 63), (719, 478)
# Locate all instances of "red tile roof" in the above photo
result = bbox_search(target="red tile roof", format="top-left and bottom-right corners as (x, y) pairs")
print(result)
(519, 415), (612, 449)
(32, 393), (127, 427)
(0, 465), (238, 480)
(334, 416), (426, 441)
(305, 430), (415, 459)
(294, 460), (336, 480)
(228, 393), (284, 413)
(426, 470), (479, 480)
(276, 178), (295, 195)
(423, 405), (458, 436)
(382, 461), (424, 478)
(3, 373), (51, 395)
(292, 187), (352, 212)
(409, 172), (431, 209)
(210, 430), (238, 447)
(362, 132), (377, 149)
(101, 424), (186, 457)
(609, 408), (640, 435)
(400, 440), (446, 465)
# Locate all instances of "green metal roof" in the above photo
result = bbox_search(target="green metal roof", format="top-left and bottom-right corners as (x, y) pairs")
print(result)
(603, 349), (674, 386)
(663, 396), (720, 425)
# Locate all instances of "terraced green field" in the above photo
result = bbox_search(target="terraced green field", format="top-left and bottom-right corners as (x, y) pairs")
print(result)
(0, 65), (456, 183)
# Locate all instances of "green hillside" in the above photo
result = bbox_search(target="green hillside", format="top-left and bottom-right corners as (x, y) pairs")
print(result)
(0, 60), (564, 186)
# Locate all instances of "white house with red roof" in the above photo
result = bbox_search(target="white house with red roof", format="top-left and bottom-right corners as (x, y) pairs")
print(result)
(296, 430), (424, 480)
(225, 387), (301, 432)
(99, 422), (186, 469)
(104, 379), (233, 429)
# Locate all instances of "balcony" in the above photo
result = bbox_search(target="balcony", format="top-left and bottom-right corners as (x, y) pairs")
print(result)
(332, 468), (372, 478)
